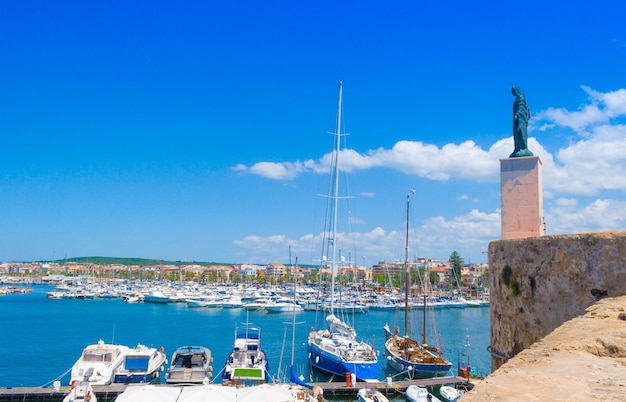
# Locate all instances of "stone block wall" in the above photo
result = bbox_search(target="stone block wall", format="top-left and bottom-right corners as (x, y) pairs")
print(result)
(488, 230), (626, 371)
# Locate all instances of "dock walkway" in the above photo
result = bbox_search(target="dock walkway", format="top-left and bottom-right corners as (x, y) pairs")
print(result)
(311, 376), (469, 397)
(0, 376), (468, 400)
(0, 384), (126, 401)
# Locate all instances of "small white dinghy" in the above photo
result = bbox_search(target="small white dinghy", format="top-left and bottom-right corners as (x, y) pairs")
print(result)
(406, 385), (443, 402)
(439, 385), (465, 402)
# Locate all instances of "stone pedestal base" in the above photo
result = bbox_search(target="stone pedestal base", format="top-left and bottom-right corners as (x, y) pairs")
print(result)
(500, 156), (544, 240)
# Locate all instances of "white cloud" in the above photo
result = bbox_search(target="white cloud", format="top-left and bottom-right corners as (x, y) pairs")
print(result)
(530, 86), (626, 196)
(234, 86), (626, 265)
(237, 87), (626, 198)
(421, 209), (500, 247)
(535, 103), (607, 132)
(532, 86), (626, 133)
(233, 208), (501, 265)
(238, 140), (503, 182)
(237, 161), (307, 180)
(233, 234), (295, 251)
(546, 198), (626, 234)
(548, 125), (626, 195)
(367, 140), (500, 181)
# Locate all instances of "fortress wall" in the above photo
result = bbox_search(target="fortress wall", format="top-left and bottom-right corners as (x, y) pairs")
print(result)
(488, 230), (626, 370)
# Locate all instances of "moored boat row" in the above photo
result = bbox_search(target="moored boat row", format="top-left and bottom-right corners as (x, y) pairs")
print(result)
(44, 281), (488, 310)
(70, 340), (167, 387)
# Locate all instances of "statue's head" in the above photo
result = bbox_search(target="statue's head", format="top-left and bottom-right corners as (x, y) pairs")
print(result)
(512, 85), (524, 98)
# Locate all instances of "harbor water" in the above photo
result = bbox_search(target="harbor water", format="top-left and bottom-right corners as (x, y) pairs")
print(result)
(0, 284), (490, 399)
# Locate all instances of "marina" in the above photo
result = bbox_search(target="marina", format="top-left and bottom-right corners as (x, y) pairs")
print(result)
(0, 283), (488, 401)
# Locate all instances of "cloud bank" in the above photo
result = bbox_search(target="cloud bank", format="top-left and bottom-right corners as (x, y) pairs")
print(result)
(234, 87), (626, 264)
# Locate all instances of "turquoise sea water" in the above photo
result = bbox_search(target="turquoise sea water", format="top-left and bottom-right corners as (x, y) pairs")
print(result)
(0, 284), (490, 395)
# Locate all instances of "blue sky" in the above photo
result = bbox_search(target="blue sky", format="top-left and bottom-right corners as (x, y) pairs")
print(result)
(1, 1), (626, 267)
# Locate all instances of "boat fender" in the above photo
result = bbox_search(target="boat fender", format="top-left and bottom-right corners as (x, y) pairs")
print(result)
(160, 346), (164, 353)
(70, 380), (76, 389)
(86, 391), (92, 401)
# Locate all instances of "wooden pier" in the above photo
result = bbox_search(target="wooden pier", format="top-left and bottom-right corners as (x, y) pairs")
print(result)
(310, 376), (469, 397)
(0, 376), (469, 400)
(0, 384), (126, 401)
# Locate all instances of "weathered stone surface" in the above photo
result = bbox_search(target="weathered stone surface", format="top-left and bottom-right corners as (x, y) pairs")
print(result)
(461, 296), (626, 401)
(488, 231), (626, 371)
(500, 156), (544, 239)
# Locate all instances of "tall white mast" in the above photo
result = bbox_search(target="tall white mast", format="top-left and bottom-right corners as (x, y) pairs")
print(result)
(329, 81), (343, 316)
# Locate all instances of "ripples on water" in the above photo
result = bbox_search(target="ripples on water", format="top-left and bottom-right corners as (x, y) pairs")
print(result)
(0, 285), (490, 401)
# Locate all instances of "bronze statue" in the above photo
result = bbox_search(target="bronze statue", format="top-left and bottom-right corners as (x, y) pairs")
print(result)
(510, 85), (533, 158)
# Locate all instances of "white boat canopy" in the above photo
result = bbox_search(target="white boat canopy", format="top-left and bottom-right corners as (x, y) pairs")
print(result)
(178, 385), (236, 402)
(114, 384), (181, 402)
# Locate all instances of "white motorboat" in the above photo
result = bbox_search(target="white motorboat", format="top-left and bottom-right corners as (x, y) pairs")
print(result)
(69, 340), (130, 386)
(242, 295), (282, 312)
(164, 346), (213, 384)
(264, 300), (303, 313)
(63, 381), (97, 402)
(222, 324), (268, 386)
(321, 302), (368, 314)
(405, 385), (443, 402)
(143, 291), (169, 303)
(186, 298), (211, 308)
(439, 385), (465, 402)
(221, 295), (243, 308)
(357, 387), (389, 402)
(113, 344), (167, 384)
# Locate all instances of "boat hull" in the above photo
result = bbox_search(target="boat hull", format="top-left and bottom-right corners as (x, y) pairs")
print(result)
(307, 340), (380, 381)
(385, 347), (451, 378)
(264, 303), (303, 313)
(144, 292), (169, 303)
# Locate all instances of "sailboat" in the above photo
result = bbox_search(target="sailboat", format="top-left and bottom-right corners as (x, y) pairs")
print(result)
(307, 82), (380, 382)
(383, 192), (452, 379)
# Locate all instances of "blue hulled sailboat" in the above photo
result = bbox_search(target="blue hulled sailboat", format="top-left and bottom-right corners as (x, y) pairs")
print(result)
(306, 82), (380, 382)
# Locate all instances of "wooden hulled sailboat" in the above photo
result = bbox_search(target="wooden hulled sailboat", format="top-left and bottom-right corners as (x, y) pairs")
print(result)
(383, 192), (452, 379)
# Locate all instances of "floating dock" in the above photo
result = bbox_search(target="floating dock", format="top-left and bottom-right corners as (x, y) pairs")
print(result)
(0, 376), (469, 401)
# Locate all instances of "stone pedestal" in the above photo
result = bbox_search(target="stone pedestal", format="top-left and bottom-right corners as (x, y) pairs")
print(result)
(500, 156), (544, 240)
